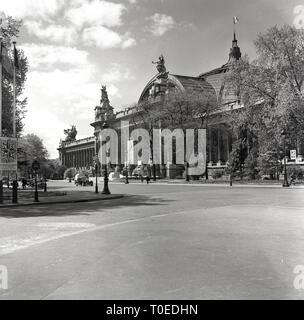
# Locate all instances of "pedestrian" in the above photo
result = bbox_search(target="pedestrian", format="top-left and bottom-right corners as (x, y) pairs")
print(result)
(146, 176), (150, 184)
(22, 178), (27, 190)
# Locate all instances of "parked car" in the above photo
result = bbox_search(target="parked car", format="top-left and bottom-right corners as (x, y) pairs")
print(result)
(75, 173), (93, 187)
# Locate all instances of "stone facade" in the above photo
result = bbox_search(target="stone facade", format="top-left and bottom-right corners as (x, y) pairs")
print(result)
(58, 34), (244, 177)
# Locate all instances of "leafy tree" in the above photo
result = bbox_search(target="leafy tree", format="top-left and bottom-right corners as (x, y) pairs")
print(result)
(42, 159), (66, 180)
(226, 25), (304, 178)
(1, 16), (28, 137)
(131, 89), (218, 179)
(64, 168), (76, 182)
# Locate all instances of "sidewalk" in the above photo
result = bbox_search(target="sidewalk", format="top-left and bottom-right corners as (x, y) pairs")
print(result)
(0, 191), (124, 208)
(113, 179), (304, 188)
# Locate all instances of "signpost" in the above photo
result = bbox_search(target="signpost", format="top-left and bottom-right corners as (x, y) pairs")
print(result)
(290, 150), (297, 161)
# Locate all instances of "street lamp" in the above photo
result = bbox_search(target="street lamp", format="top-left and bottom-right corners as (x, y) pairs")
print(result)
(125, 162), (129, 184)
(44, 171), (47, 193)
(102, 120), (111, 195)
(281, 130), (290, 188)
(185, 161), (190, 182)
(94, 157), (99, 194)
(94, 135), (99, 194)
(32, 160), (40, 202)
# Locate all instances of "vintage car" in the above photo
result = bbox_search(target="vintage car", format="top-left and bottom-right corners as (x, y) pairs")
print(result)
(75, 173), (93, 187)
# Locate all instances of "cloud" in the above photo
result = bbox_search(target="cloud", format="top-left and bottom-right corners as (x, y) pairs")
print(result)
(23, 108), (69, 159)
(21, 44), (90, 69)
(147, 13), (175, 36)
(294, 5), (304, 29)
(82, 26), (136, 49)
(66, 0), (125, 28)
(24, 21), (77, 45)
(101, 63), (134, 83)
(24, 66), (99, 158)
(0, 0), (63, 21)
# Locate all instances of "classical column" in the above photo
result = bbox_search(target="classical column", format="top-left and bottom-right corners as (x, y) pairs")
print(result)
(217, 129), (221, 165)
(226, 131), (230, 164)
(85, 150), (88, 169)
(75, 151), (77, 168)
(208, 127), (213, 165)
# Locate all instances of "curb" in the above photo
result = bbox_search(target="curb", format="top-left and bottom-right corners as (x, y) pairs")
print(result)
(0, 194), (124, 209)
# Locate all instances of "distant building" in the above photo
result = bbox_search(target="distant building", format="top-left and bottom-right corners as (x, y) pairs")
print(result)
(58, 33), (243, 177)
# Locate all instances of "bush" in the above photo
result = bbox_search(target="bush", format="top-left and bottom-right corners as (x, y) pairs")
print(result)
(287, 166), (304, 180)
(212, 171), (224, 179)
(64, 168), (76, 180)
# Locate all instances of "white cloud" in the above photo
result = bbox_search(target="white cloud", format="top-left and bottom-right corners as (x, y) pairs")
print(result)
(147, 13), (175, 36)
(0, 0), (63, 21)
(101, 63), (134, 83)
(23, 108), (69, 159)
(121, 37), (137, 48)
(24, 66), (99, 158)
(25, 21), (77, 45)
(82, 26), (136, 49)
(21, 44), (89, 69)
(66, 0), (125, 28)
(294, 5), (304, 29)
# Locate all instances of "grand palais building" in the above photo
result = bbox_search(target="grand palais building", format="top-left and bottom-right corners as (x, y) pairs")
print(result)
(58, 34), (244, 179)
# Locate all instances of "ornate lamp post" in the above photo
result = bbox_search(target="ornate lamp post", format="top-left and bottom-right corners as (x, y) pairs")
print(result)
(94, 135), (99, 194)
(94, 160), (99, 194)
(32, 160), (40, 202)
(102, 120), (111, 195)
(44, 170), (47, 193)
(281, 130), (290, 188)
(185, 161), (190, 182)
(125, 162), (129, 184)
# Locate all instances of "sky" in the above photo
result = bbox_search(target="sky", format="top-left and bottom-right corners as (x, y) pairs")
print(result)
(0, 0), (303, 158)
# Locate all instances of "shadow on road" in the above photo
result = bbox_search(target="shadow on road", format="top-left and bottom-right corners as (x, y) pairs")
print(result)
(0, 195), (173, 219)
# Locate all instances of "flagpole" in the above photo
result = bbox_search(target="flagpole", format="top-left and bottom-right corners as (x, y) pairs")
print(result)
(0, 39), (2, 200)
(0, 40), (2, 138)
(13, 41), (16, 138)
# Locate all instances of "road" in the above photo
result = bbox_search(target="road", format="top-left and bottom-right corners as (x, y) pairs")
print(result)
(0, 181), (304, 300)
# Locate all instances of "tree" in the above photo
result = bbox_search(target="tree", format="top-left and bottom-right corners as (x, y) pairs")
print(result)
(64, 168), (76, 183)
(17, 134), (49, 177)
(131, 89), (218, 179)
(42, 159), (66, 180)
(1, 16), (28, 137)
(226, 25), (304, 178)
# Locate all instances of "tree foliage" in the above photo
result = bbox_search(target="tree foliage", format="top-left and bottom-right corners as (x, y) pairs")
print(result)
(226, 25), (304, 178)
(18, 134), (49, 164)
(1, 17), (28, 137)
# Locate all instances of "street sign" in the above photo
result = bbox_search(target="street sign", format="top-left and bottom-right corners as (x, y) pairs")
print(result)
(0, 137), (18, 176)
(290, 150), (297, 160)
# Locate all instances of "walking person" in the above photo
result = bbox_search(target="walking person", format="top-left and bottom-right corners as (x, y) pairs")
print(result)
(22, 178), (27, 190)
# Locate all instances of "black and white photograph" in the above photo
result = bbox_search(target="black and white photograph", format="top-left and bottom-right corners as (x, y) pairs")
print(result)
(0, 0), (304, 308)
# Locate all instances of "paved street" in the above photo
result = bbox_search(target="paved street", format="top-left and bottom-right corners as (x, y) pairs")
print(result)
(0, 181), (304, 299)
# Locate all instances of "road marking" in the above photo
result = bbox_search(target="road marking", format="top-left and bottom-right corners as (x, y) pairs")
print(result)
(36, 223), (96, 229)
(1, 204), (304, 256)
(0, 208), (208, 256)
